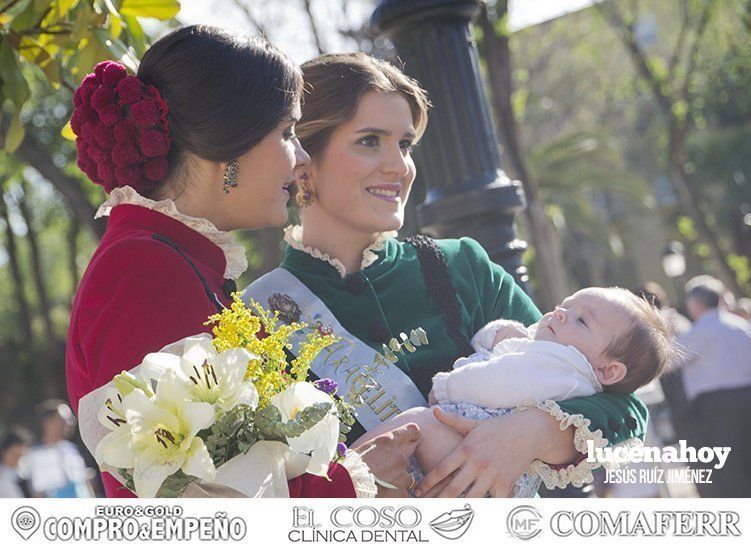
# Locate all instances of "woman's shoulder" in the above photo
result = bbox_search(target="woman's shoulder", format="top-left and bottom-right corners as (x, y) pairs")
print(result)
(399, 235), (506, 285)
(80, 232), (202, 298)
(432, 236), (491, 263)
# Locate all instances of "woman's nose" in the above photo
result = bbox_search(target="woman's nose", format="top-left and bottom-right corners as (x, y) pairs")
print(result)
(294, 138), (311, 167)
(381, 146), (410, 179)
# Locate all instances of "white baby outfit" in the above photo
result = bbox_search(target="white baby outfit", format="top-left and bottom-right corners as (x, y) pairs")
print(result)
(431, 325), (602, 408)
(407, 321), (603, 498)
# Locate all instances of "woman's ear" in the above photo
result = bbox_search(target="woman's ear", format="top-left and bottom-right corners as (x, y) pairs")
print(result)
(595, 360), (628, 386)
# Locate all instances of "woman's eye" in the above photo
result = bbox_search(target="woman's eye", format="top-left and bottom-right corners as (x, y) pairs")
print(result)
(577, 317), (588, 327)
(399, 139), (414, 151)
(357, 135), (379, 147)
(283, 130), (297, 141)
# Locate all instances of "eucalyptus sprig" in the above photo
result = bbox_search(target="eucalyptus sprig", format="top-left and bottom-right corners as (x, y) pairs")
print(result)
(380, 328), (429, 364)
(255, 402), (333, 441)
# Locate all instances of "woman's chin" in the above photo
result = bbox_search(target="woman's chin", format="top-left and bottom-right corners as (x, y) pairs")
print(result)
(363, 209), (404, 234)
(246, 208), (288, 230)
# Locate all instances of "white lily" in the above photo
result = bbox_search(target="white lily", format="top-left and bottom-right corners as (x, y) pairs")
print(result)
(141, 334), (259, 416)
(100, 368), (217, 498)
(94, 385), (134, 470)
(270, 382), (339, 478)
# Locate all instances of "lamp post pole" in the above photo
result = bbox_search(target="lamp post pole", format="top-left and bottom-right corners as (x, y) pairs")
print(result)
(371, 0), (529, 287)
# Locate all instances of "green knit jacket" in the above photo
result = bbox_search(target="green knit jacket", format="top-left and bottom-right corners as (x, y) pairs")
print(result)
(281, 234), (647, 474)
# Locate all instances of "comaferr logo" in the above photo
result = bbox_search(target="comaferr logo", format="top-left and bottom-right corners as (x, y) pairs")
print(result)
(506, 505), (543, 540)
(506, 507), (742, 539)
(550, 510), (741, 537)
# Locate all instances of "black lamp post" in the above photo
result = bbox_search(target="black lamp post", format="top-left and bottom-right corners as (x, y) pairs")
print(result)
(371, 0), (529, 286)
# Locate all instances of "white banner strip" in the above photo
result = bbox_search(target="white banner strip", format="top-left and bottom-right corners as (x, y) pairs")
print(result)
(243, 268), (427, 431)
(1, 498), (748, 543)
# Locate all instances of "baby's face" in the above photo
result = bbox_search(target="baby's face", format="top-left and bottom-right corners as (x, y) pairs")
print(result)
(534, 288), (633, 373)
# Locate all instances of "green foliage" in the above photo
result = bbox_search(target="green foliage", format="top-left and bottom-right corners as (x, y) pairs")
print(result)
(728, 254), (751, 286)
(0, 0), (182, 426)
(0, 0), (180, 151)
(510, 0), (750, 290)
(379, 328), (429, 365)
(203, 404), (260, 468)
(255, 402), (332, 441)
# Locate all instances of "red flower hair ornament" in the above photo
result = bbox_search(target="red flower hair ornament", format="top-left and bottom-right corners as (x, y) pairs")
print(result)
(71, 61), (170, 194)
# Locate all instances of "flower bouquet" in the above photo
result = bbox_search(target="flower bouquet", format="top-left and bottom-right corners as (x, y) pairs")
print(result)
(90, 295), (365, 498)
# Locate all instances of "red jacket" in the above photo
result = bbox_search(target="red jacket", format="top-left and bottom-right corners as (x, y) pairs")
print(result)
(66, 204), (356, 498)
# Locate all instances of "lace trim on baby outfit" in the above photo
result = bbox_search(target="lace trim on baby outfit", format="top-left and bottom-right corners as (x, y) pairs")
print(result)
(519, 399), (643, 490)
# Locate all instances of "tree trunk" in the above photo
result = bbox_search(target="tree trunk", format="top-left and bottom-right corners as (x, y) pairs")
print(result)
(668, 128), (745, 295)
(303, 0), (326, 54)
(731, 208), (751, 261)
(0, 192), (33, 344)
(68, 212), (80, 304)
(598, 2), (743, 296)
(17, 179), (56, 341)
(477, 3), (569, 310)
(0, 115), (105, 239)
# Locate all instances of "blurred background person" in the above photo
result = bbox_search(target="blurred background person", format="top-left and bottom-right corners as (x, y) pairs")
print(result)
(23, 400), (93, 498)
(637, 282), (692, 444)
(0, 429), (32, 498)
(639, 281), (692, 335)
(678, 276), (751, 497)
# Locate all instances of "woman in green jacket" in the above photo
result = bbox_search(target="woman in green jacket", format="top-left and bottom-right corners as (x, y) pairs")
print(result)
(245, 52), (647, 498)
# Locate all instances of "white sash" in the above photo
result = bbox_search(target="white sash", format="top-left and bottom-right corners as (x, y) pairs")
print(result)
(243, 268), (427, 432)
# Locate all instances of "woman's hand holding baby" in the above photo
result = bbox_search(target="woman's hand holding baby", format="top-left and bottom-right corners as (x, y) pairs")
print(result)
(353, 423), (421, 498)
(414, 407), (576, 498)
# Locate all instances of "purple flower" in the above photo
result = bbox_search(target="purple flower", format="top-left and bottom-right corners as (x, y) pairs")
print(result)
(313, 378), (338, 395)
(336, 443), (347, 458)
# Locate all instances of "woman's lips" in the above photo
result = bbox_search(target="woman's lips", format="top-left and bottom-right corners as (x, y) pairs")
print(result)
(366, 184), (401, 203)
(546, 324), (555, 334)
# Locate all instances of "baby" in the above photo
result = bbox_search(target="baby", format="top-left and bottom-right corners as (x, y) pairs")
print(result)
(353, 287), (674, 496)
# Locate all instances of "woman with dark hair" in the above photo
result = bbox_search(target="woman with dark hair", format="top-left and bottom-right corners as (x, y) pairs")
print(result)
(245, 52), (648, 498)
(66, 26), (390, 498)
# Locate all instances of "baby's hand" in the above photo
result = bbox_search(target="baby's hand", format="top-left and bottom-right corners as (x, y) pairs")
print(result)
(491, 322), (530, 347)
(428, 388), (437, 406)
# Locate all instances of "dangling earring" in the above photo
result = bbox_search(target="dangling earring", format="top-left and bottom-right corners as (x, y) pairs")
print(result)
(223, 160), (239, 193)
(295, 173), (316, 207)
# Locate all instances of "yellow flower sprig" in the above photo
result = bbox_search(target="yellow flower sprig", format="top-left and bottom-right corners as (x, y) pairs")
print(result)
(205, 293), (338, 408)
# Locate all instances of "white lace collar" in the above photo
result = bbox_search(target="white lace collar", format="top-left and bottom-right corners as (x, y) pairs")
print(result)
(95, 186), (248, 280)
(283, 224), (397, 278)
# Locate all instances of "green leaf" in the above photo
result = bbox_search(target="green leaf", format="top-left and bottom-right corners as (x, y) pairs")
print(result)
(4, 110), (25, 154)
(122, 15), (147, 57)
(101, 0), (123, 39)
(0, 38), (31, 108)
(71, 0), (93, 45)
(1, 0), (32, 19)
(93, 29), (138, 72)
(9, 0), (49, 32)
(18, 36), (61, 88)
(56, 0), (81, 18)
(120, 0), (181, 20)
